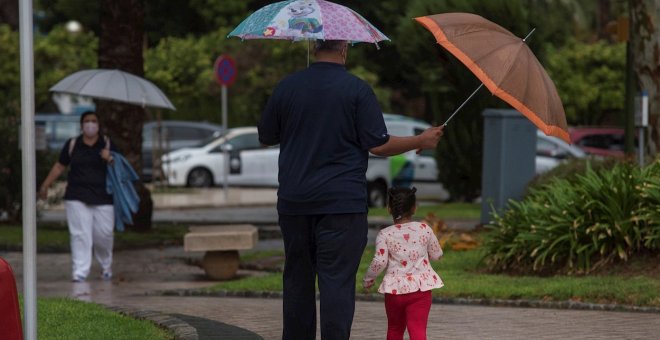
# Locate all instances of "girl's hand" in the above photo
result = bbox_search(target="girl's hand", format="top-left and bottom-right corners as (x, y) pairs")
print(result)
(363, 279), (374, 289)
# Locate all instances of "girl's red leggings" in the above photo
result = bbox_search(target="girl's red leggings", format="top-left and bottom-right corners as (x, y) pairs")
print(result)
(384, 290), (432, 340)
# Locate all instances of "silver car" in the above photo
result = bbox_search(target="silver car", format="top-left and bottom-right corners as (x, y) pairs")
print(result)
(142, 120), (224, 181)
(536, 130), (586, 174)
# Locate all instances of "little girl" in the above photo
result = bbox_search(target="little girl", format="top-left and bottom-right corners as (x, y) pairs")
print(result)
(363, 187), (443, 340)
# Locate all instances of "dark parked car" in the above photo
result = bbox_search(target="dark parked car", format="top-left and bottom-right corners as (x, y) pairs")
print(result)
(34, 113), (80, 151)
(569, 127), (635, 158)
(536, 130), (586, 174)
(142, 120), (224, 181)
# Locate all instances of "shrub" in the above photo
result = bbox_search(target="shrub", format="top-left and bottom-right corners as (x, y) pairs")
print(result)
(526, 157), (619, 190)
(483, 159), (660, 274)
(638, 161), (660, 249)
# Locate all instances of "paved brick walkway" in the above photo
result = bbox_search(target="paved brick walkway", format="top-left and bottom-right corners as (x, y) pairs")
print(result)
(91, 295), (660, 339)
(5, 246), (660, 339)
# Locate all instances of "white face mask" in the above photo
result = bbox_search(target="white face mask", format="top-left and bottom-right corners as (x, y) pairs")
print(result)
(82, 122), (99, 137)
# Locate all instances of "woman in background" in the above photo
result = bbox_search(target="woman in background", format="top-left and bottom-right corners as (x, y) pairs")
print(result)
(39, 111), (117, 282)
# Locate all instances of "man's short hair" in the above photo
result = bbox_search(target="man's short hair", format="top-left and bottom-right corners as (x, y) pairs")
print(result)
(314, 40), (348, 54)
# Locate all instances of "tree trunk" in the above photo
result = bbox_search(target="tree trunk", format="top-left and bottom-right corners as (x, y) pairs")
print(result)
(596, 0), (611, 40)
(98, 0), (153, 231)
(630, 0), (660, 157)
(0, 0), (18, 30)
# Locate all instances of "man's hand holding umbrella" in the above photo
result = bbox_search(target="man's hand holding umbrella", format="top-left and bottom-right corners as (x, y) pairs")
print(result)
(370, 125), (444, 157)
(417, 125), (444, 154)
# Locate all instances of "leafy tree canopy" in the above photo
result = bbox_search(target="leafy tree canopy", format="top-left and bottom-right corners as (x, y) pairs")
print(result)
(546, 39), (625, 125)
(35, 0), (253, 45)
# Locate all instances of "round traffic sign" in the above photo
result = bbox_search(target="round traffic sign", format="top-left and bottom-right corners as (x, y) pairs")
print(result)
(214, 55), (237, 86)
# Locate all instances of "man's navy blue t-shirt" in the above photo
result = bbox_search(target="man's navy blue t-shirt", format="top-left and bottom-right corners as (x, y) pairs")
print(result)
(259, 62), (389, 215)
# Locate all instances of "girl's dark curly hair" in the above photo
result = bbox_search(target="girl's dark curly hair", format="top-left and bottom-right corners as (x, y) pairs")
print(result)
(387, 187), (417, 221)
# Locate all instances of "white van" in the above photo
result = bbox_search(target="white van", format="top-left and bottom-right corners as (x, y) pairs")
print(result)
(366, 114), (447, 207)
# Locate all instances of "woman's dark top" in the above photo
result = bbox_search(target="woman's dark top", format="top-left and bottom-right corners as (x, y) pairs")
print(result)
(58, 135), (117, 205)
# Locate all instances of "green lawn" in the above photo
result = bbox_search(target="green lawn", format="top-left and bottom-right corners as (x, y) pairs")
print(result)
(368, 203), (481, 219)
(4, 225), (184, 339)
(0, 224), (188, 251)
(212, 245), (660, 307)
(24, 297), (172, 339)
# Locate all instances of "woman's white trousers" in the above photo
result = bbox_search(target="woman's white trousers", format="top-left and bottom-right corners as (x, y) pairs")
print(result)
(65, 200), (114, 280)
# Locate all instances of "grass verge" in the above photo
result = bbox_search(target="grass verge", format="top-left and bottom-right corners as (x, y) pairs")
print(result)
(23, 297), (172, 339)
(0, 223), (188, 252)
(368, 203), (480, 219)
(5, 224), (181, 339)
(212, 244), (660, 307)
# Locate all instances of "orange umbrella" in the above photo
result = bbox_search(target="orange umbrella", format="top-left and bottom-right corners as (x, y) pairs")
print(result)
(415, 12), (570, 143)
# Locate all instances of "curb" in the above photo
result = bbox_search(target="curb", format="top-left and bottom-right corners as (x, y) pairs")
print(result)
(151, 202), (277, 211)
(40, 201), (276, 213)
(155, 289), (660, 314)
(107, 306), (198, 340)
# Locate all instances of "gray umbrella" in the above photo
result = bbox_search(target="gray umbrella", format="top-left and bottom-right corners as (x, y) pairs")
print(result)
(49, 69), (176, 110)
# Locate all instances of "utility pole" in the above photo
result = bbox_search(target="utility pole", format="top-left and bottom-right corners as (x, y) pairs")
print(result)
(624, 4), (636, 155)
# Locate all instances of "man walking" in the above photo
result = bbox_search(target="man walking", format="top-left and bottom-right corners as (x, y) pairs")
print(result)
(259, 39), (443, 340)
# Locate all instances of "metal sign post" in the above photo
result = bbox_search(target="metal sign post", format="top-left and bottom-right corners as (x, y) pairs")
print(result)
(221, 85), (229, 200)
(214, 55), (237, 200)
(635, 91), (649, 166)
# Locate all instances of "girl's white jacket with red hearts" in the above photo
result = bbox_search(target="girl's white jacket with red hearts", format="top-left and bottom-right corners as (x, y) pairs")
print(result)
(364, 221), (444, 295)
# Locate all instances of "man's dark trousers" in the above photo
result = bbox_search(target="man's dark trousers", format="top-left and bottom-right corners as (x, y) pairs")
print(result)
(279, 213), (368, 340)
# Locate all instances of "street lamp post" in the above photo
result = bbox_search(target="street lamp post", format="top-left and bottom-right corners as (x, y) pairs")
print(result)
(19, 0), (37, 339)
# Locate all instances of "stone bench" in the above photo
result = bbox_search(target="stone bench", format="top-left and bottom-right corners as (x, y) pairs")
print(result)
(184, 224), (258, 280)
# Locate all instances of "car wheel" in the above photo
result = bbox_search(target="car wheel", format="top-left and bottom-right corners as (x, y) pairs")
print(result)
(187, 168), (213, 187)
(368, 181), (387, 208)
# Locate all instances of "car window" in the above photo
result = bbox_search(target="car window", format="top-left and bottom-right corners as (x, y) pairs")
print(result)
(577, 134), (624, 150)
(168, 126), (207, 140)
(143, 126), (152, 140)
(143, 125), (169, 147)
(142, 126), (154, 146)
(387, 124), (409, 137)
(608, 134), (625, 151)
(537, 137), (568, 158)
(537, 138), (554, 155)
(226, 132), (261, 151)
(211, 132), (261, 152)
(195, 131), (224, 147)
(195, 128), (218, 139)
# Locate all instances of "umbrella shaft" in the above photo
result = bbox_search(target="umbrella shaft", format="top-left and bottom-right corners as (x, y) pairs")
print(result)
(443, 83), (484, 127)
(523, 28), (536, 42)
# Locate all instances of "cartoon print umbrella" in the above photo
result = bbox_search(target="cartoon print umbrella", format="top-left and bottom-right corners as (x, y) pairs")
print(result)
(415, 13), (570, 143)
(228, 0), (390, 45)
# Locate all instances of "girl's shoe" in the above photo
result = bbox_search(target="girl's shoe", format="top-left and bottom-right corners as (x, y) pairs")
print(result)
(101, 272), (112, 281)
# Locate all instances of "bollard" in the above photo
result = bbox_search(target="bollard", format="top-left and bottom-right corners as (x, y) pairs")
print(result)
(0, 257), (24, 340)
